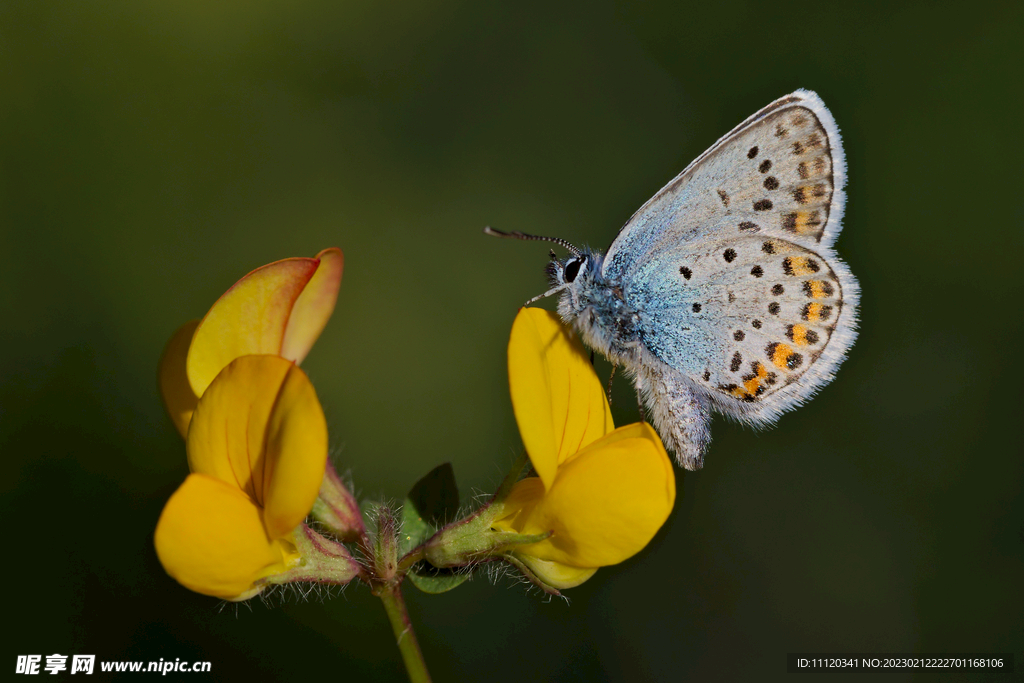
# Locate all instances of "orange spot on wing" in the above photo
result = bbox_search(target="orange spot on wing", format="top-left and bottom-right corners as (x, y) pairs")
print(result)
(790, 324), (810, 346)
(771, 343), (795, 369)
(793, 212), (822, 235)
(806, 281), (830, 298)
(791, 257), (816, 275)
(743, 362), (768, 395)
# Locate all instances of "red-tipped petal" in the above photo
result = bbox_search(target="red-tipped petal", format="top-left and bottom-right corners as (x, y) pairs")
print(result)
(281, 248), (343, 364)
(186, 258), (318, 397)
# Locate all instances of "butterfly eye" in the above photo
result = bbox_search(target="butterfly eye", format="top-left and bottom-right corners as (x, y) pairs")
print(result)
(564, 257), (585, 283)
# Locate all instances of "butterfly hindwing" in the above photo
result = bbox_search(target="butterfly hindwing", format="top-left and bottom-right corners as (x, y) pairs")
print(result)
(630, 231), (857, 425)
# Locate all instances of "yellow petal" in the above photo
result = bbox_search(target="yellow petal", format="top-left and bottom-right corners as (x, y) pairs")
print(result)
(186, 355), (328, 540)
(186, 355), (288, 502)
(259, 359), (330, 540)
(154, 473), (297, 600)
(186, 258), (319, 397)
(499, 423), (675, 567)
(281, 248), (343, 364)
(492, 476), (545, 531)
(514, 555), (597, 590)
(508, 308), (613, 490)
(158, 320), (200, 437)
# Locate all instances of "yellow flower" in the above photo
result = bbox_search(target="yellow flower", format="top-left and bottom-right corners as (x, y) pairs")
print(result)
(492, 308), (675, 589)
(154, 354), (329, 600)
(159, 248), (343, 437)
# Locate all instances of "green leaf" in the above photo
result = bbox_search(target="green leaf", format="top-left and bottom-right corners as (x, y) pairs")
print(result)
(407, 562), (470, 594)
(399, 499), (433, 558)
(400, 463), (469, 593)
(410, 462), (459, 526)
(400, 463), (459, 554)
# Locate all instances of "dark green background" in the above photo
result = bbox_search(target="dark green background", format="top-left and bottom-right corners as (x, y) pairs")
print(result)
(2, 1), (1020, 680)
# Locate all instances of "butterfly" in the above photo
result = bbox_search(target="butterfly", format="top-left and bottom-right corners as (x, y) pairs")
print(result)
(487, 90), (859, 470)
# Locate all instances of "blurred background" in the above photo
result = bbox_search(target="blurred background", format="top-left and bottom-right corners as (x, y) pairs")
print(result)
(2, 1), (1021, 680)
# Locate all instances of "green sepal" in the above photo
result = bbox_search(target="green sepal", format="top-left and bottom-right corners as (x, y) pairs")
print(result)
(262, 524), (361, 589)
(408, 527), (550, 593)
(424, 524), (552, 568)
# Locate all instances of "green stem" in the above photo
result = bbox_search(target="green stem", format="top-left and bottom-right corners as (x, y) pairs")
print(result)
(378, 582), (432, 683)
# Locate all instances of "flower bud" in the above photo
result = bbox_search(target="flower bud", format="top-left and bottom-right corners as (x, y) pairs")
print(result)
(372, 505), (399, 581)
(311, 460), (366, 542)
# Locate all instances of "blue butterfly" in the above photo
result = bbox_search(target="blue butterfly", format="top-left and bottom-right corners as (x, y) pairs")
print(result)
(489, 90), (859, 470)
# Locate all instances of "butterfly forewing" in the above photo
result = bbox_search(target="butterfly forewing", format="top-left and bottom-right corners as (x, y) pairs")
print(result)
(604, 90), (846, 284)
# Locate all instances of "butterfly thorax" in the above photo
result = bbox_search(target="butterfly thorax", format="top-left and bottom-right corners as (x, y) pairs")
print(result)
(554, 250), (644, 368)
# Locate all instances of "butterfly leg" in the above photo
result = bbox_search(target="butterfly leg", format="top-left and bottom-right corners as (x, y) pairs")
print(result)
(635, 366), (711, 470)
(606, 363), (617, 407)
(632, 371), (647, 422)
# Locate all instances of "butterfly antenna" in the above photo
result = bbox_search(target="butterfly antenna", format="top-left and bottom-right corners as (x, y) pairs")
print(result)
(522, 284), (566, 306)
(483, 226), (581, 257)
